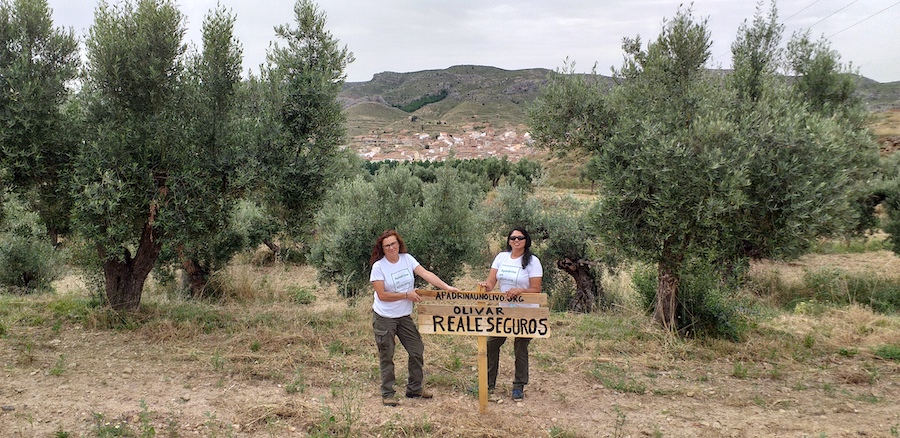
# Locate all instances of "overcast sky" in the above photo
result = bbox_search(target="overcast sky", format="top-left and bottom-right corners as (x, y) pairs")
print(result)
(45, 0), (900, 83)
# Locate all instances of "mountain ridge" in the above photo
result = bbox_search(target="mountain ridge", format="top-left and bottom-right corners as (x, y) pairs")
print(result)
(339, 65), (900, 136)
(337, 65), (900, 162)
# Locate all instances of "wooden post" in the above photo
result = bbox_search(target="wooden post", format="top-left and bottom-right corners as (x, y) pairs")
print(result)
(476, 284), (488, 413)
(477, 335), (488, 412)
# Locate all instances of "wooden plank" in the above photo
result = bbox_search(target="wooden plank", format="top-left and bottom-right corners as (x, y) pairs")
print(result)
(417, 304), (550, 338)
(477, 336), (488, 413)
(415, 289), (547, 306)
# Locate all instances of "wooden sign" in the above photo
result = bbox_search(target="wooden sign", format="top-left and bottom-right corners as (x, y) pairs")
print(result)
(415, 288), (551, 413)
(417, 304), (550, 338)
(415, 289), (548, 306)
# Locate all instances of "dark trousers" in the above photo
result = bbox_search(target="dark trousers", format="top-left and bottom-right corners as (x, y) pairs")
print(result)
(487, 336), (531, 391)
(373, 312), (425, 397)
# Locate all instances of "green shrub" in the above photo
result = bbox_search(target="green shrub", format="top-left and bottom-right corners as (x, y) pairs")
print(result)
(678, 261), (752, 341)
(631, 263), (657, 312)
(0, 234), (60, 292)
(632, 258), (752, 341)
(309, 166), (486, 298)
(0, 194), (62, 293)
(290, 287), (316, 304)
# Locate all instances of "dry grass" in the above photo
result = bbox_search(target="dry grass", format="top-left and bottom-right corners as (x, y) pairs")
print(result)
(3, 252), (900, 437)
(870, 109), (900, 138)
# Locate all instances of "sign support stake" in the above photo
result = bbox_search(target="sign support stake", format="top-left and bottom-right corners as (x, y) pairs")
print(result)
(477, 335), (488, 412)
(476, 284), (488, 413)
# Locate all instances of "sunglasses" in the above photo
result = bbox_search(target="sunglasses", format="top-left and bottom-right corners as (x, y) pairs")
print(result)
(509, 236), (526, 241)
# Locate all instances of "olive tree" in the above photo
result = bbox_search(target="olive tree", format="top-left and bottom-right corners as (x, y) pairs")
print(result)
(159, 5), (246, 297)
(0, 0), (79, 245)
(259, 0), (355, 250)
(406, 167), (486, 282)
(529, 4), (878, 331)
(727, 6), (878, 263)
(882, 158), (900, 254)
(490, 183), (608, 312)
(73, 0), (187, 311)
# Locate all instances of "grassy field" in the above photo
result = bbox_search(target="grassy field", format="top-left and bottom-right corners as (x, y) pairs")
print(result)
(2, 243), (899, 437)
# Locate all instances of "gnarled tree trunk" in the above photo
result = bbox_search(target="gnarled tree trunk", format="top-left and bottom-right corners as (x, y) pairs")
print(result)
(102, 222), (162, 311)
(556, 257), (602, 313)
(652, 262), (679, 330)
(263, 238), (280, 259)
(181, 257), (210, 298)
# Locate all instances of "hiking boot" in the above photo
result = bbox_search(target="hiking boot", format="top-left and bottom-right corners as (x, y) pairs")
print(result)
(382, 394), (400, 406)
(405, 389), (433, 399)
(511, 388), (524, 401)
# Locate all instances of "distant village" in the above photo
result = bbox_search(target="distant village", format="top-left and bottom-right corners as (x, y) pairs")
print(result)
(349, 123), (541, 162)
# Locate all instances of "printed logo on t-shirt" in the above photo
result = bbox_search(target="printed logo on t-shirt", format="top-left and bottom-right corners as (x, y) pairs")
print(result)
(497, 263), (521, 289)
(390, 268), (414, 292)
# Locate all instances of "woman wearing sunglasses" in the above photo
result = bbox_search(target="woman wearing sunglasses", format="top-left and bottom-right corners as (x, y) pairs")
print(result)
(479, 227), (543, 402)
(369, 229), (459, 407)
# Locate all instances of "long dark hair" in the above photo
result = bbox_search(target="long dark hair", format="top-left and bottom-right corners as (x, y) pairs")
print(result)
(369, 229), (409, 266)
(504, 227), (533, 269)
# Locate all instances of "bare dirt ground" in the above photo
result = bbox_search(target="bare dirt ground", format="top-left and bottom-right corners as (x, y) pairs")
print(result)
(2, 254), (900, 438)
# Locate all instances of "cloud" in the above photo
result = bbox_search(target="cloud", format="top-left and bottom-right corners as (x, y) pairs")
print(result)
(44, 0), (900, 83)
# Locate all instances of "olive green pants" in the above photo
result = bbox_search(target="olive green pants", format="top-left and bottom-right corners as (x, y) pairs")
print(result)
(373, 312), (425, 397)
(487, 336), (530, 391)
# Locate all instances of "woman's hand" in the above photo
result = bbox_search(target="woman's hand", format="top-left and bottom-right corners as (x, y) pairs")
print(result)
(505, 288), (523, 299)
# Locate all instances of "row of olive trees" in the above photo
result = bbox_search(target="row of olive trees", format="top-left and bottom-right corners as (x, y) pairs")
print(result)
(363, 156), (543, 190)
(528, 3), (881, 331)
(0, 0), (352, 310)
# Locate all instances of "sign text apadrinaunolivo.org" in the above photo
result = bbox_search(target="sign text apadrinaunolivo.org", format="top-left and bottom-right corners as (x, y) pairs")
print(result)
(417, 304), (550, 338)
(415, 289), (548, 306)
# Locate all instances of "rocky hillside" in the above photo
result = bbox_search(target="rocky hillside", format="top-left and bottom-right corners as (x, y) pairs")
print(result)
(338, 65), (900, 162)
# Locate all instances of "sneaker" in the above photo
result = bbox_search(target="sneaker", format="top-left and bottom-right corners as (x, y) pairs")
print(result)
(511, 389), (524, 401)
(488, 391), (501, 403)
(405, 389), (433, 399)
(382, 394), (400, 406)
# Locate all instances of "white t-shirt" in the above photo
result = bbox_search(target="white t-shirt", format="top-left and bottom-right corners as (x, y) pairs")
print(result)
(491, 251), (543, 293)
(370, 253), (420, 318)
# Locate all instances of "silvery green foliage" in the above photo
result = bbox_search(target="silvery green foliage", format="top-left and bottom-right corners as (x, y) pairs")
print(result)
(261, 0), (354, 239)
(0, 193), (60, 292)
(309, 166), (486, 297)
(406, 167), (486, 283)
(73, 0), (188, 310)
(0, 0), (80, 242)
(530, 4), (878, 332)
